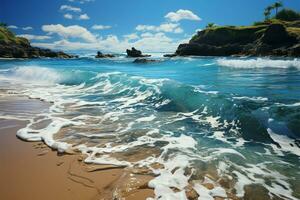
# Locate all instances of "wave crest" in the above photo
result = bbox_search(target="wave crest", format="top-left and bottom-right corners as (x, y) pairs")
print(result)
(11, 66), (62, 84)
(217, 58), (300, 69)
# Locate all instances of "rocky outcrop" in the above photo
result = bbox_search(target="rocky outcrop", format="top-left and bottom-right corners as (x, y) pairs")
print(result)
(126, 47), (150, 57)
(163, 54), (177, 57)
(0, 27), (76, 58)
(95, 51), (115, 58)
(174, 21), (300, 57)
(133, 58), (159, 63)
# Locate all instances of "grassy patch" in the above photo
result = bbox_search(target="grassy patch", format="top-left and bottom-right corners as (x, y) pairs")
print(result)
(0, 27), (29, 45)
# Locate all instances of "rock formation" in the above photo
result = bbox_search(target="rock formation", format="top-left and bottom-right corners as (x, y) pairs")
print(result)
(0, 26), (76, 58)
(133, 58), (159, 63)
(95, 51), (115, 58)
(171, 21), (300, 57)
(126, 47), (150, 57)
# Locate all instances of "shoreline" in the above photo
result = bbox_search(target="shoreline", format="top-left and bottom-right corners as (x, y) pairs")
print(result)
(0, 95), (154, 200)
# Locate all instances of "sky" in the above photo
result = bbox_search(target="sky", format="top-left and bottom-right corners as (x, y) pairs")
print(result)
(1, 0), (300, 53)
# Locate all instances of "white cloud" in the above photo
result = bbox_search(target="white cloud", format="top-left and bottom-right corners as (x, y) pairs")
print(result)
(64, 13), (73, 19)
(32, 32), (189, 53)
(22, 26), (33, 31)
(8, 25), (18, 29)
(140, 32), (154, 38)
(123, 33), (139, 41)
(165, 9), (201, 22)
(91, 25), (112, 30)
(60, 5), (81, 12)
(17, 34), (51, 41)
(174, 27), (183, 33)
(136, 23), (183, 34)
(68, 0), (94, 4)
(136, 25), (156, 32)
(41, 24), (97, 42)
(79, 13), (90, 20)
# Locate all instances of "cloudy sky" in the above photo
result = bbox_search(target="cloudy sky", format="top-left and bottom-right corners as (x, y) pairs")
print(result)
(1, 0), (300, 53)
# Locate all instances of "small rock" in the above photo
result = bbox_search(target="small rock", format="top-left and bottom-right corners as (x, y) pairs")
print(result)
(95, 51), (115, 58)
(163, 54), (176, 57)
(203, 183), (214, 190)
(56, 161), (64, 166)
(133, 58), (158, 63)
(185, 185), (199, 200)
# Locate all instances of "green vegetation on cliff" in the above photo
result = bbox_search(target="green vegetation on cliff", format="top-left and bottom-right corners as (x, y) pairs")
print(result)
(174, 3), (300, 57)
(276, 9), (300, 21)
(191, 25), (268, 46)
(176, 20), (300, 57)
(0, 26), (29, 46)
(0, 25), (75, 58)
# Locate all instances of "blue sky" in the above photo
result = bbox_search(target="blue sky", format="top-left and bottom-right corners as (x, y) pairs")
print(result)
(1, 0), (300, 53)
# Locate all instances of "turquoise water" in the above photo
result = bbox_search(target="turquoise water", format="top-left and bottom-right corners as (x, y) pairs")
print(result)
(0, 57), (299, 199)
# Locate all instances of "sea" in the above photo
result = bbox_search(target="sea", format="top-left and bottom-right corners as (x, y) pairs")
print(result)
(0, 55), (299, 200)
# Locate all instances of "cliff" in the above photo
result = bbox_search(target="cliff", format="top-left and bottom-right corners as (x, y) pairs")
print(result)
(0, 26), (75, 58)
(174, 20), (300, 57)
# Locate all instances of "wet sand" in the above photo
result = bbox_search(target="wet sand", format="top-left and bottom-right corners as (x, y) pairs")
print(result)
(0, 96), (154, 200)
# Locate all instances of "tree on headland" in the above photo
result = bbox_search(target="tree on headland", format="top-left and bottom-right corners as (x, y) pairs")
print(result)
(264, 6), (273, 20)
(276, 9), (300, 21)
(0, 23), (7, 27)
(206, 23), (216, 29)
(272, 1), (283, 16)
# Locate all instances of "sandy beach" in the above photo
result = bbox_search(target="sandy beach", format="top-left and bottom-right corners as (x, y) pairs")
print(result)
(0, 96), (154, 200)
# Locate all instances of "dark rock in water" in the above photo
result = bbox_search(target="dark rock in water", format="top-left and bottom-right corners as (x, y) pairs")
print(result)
(163, 54), (177, 57)
(126, 47), (150, 57)
(0, 26), (76, 58)
(133, 58), (158, 63)
(95, 51), (115, 58)
(174, 21), (300, 57)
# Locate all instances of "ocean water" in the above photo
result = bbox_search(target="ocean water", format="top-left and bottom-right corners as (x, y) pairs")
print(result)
(0, 56), (300, 200)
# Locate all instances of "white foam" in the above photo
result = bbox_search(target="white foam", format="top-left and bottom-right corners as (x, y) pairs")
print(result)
(136, 114), (156, 122)
(215, 161), (298, 200)
(275, 102), (300, 107)
(17, 116), (83, 152)
(267, 128), (300, 156)
(194, 184), (227, 200)
(11, 66), (62, 84)
(217, 58), (300, 69)
(194, 184), (214, 200)
(205, 116), (221, 128)
(233, 96), (268, 102)
(211, 148), (246, 159)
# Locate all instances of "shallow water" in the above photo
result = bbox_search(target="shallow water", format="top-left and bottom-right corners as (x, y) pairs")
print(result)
(0, 56), (299, 200)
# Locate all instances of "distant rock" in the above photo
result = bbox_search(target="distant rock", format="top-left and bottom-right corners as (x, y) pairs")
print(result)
(174, 20), (300, 57)
(133, 58), (159, 63)
(0, 26), (76, 58)
(126, 47), (150, 57)
(95, 51), (115, 58)
(163, 54), (177, 57)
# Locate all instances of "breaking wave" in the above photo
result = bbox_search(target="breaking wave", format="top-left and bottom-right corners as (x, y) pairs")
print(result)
(0, 60), (299, 200)
(217, 58), (300, 69)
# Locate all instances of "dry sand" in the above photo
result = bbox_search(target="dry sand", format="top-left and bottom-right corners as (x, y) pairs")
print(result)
(0, 96), (154, 200)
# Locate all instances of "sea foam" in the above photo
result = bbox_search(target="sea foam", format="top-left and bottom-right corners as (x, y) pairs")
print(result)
(0, 60), (299, 200)
(217, 58), (300, 69)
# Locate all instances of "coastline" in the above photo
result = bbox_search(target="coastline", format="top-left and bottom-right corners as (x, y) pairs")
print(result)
(0, 96), (154, 200)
